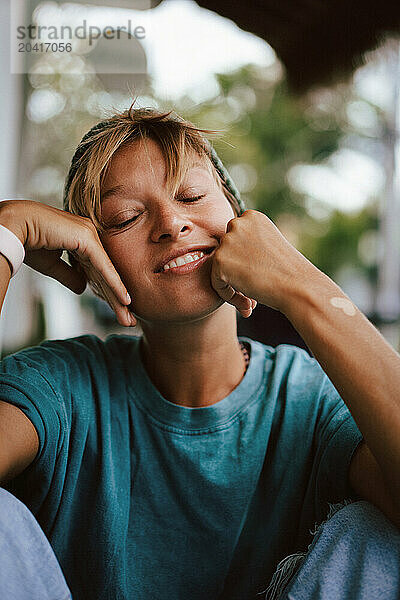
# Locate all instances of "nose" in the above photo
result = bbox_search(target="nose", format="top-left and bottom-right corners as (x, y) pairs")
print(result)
(150, 204), (193, 243)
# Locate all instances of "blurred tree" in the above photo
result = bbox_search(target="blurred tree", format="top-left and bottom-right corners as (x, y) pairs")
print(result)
(301, 207), (379, 284)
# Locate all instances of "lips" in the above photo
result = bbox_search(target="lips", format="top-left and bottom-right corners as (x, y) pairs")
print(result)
(154, 245), (216, 273)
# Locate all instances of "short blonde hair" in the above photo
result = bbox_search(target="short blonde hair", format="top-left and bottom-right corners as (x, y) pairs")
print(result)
(64, 104), (242, 234)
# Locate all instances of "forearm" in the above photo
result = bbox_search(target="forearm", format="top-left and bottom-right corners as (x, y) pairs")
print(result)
(282, 266), (400, 503)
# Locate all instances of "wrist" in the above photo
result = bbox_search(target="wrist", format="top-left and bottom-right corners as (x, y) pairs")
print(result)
(0, 200), (28, 246)
(280, 261), (339, 322)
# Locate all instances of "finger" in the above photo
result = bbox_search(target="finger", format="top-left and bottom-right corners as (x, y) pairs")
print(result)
(227, 292), (256, 318)
(94, 277), (134, 327)
(126, 304), (137, 327)
(235, 292), (254, 318)
(241, 296), (257, 312)
(99, 280), (137, 327)
(73, 234), (131, 307)
(211, 266), (248, 308)
(240, 306), (253, 318)
(94, 278), (132, 327)
(225, 216), (239, 233)
(212, 278), (253, 316)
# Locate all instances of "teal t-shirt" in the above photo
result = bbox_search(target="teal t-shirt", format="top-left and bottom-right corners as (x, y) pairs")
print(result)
(1, 334), (363, 600)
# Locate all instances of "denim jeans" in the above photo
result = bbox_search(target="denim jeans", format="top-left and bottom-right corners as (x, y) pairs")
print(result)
(0, 488), (72, 600)
(1, 488), (400, 600)
(261, 499), (400, 600)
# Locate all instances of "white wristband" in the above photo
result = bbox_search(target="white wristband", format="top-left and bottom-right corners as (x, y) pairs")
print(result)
(0, 223), (25, 277)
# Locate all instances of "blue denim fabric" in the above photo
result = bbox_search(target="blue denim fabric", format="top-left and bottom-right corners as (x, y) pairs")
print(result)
(0, 488), (72, 600)
(263, 500), (400, 600)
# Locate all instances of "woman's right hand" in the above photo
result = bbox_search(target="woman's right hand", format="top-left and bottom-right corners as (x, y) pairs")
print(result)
(0, 199), (134, 327)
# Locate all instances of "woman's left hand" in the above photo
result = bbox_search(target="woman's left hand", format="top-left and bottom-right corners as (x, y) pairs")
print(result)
(210, 209), (317, 317)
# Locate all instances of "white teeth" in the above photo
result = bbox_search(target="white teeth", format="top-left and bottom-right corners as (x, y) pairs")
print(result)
(162, 250), (205, 271)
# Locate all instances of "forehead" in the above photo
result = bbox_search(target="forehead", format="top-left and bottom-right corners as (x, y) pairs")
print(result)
(104, 138), (210, 180)
(101, 137), (215, 201)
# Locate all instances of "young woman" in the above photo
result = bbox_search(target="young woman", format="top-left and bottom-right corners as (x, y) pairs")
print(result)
(0, 106), (400, 600)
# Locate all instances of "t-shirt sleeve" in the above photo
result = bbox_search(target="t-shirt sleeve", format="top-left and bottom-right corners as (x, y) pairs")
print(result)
(0, 334), (105, 495)
(0, 345), (70, 475)
(312, 372), (364, 520)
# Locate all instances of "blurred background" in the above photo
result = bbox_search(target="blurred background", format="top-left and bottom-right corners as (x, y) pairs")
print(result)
(1, 0), (400, 356)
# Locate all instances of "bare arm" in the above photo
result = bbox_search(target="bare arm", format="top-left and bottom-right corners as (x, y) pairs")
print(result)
(0, 400), (39, 484)
(282, 267), (400, 527)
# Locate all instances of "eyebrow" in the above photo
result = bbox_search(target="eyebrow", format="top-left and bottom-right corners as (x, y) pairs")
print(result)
(101, 161), (210, 204)
(101, 184), (129, 204)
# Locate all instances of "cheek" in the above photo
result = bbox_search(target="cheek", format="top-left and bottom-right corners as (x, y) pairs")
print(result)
(212, 200), (236, 234)
(197, 191), (236, 231)
(102, 236), (144, 285)
(216, 193), (237, 219)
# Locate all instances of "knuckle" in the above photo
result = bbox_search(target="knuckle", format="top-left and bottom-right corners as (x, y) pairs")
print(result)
(213, 250), (224, 268)
(80, 223), (99, 248)
(227, 217), (238, 229)
(80, 217), (97, 235)
(245, 209), (258, 222)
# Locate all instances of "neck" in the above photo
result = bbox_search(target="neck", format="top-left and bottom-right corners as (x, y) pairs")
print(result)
(139, 304), (246, 407)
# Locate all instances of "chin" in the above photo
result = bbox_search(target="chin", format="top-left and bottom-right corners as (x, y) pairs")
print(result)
(132, 293), (225, 325)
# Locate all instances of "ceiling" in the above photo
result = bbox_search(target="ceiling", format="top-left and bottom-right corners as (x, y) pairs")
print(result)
(195, 0), (400, 92)
(35, 0), (400, 92)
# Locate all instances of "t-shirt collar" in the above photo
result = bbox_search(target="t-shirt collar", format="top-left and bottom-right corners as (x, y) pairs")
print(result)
(126, 336), (266, 431)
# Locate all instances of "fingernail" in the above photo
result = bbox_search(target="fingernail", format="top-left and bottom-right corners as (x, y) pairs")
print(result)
(125, 291), (131, 304)
(130, 314), (136, 326)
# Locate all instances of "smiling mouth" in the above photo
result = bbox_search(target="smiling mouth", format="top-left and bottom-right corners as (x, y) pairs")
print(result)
(156, 248), (215, 274)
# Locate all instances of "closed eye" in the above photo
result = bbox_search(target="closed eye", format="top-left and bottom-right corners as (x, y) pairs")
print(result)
(177, 194), (205, 203)
(109, 195), (205, 230)
(110, 215), (140, 230)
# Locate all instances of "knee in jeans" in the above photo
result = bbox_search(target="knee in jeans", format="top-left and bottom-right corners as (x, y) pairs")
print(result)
(316, 499), (400, 556)
(261, 500), (400, 600)
(324, 500), (396, 532)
